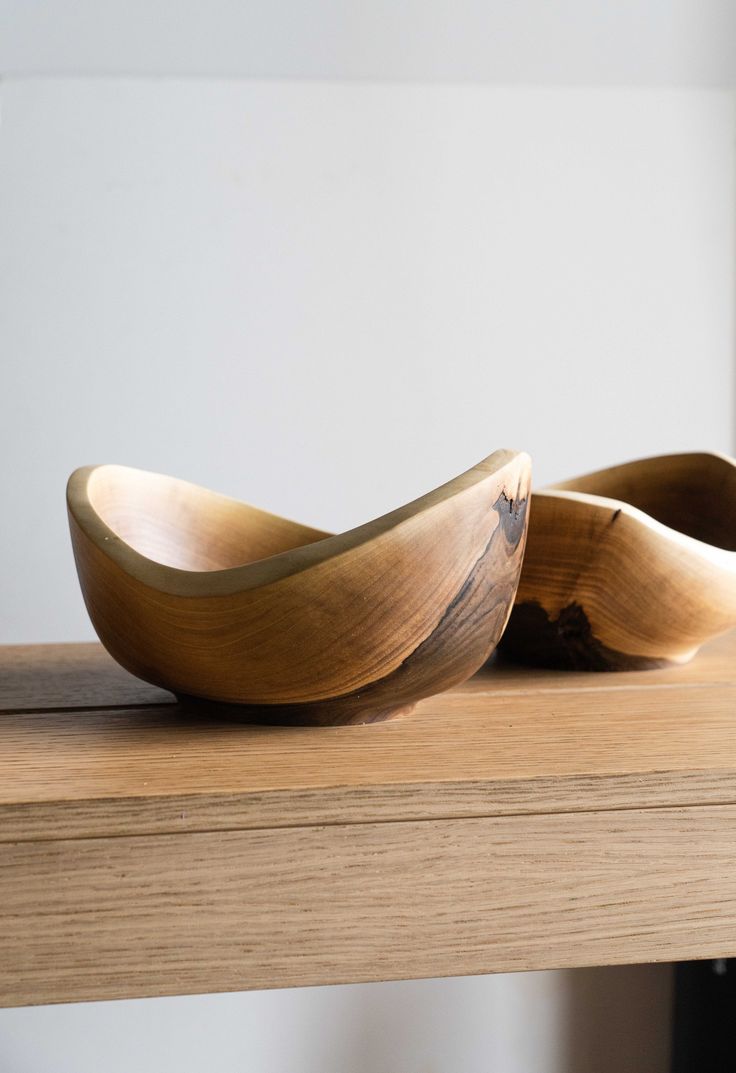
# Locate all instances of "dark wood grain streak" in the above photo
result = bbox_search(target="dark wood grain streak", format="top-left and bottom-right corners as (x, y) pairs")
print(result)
(177, 493), (528, 725)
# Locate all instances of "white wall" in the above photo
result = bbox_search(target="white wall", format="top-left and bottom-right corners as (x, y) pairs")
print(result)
(1, 80), (733, 645)
(0, 76), (733, 1072)
(2, 0), (736, 84)
(1, 968), (672, 1073)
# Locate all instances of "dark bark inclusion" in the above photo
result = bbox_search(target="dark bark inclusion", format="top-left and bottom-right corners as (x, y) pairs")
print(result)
(176, 491), (529, 724)
(499, 600), (671, 672)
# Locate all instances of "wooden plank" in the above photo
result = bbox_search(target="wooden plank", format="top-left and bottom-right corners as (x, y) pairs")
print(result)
(3, 681), (736, 841)
(2, 805), (736, 1007)
(0, 643), (172, 711)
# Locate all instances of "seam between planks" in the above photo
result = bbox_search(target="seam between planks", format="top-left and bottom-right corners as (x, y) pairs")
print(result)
(4, 793), (736, 846)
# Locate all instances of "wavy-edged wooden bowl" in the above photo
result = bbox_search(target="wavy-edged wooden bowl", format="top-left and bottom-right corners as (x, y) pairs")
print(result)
(67, 450), (530, 724)
(500, 451), (736, 671)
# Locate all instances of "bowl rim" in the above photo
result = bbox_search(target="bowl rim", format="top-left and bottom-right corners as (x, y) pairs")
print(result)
(536, 450), (736, 569)
(67, 449), (531, 598)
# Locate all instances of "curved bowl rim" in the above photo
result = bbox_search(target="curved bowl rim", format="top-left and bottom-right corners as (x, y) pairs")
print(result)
(67, 449), (531, 598)
(537, 450), (736, 571)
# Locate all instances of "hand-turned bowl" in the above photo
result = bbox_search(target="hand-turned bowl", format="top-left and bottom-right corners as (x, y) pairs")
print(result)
(499, 451), (736, 671)
(67, 450), (530, 724)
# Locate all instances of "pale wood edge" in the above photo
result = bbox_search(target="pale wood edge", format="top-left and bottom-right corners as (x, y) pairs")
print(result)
(4, 768), (736, 843)
(3, 804), (736, 1007)
(0, 949), (684, 1011)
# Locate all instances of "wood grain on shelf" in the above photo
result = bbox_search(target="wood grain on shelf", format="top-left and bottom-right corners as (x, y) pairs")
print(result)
(3, 632), (736, 1006)
(0, 642), (172, 712)
(3, 805), (736, 1007)
(2, 634), (736, 841)
(2, 684), (736, 840)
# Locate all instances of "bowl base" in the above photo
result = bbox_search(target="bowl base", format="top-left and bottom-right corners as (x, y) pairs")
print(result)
(173, 693), (417, 727)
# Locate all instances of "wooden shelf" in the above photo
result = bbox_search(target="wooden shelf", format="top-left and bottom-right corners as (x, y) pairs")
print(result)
(3, 634), (736, 1007)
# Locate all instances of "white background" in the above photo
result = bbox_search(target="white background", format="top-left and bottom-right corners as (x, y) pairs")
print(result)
(2, 81), (733, 646)
(1, 3), (734, 1071)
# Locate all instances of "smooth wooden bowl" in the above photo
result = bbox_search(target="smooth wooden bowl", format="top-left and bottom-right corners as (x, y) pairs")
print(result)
(500, 451), (736, 671)
(67, 450), (530, 724)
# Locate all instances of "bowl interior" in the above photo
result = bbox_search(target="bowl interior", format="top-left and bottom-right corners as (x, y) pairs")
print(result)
(554, 453), (736, 552)
(86, 466), (330, 571)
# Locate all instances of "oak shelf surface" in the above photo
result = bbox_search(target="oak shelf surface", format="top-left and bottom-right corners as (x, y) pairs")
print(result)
(2, 633), (736, 1007)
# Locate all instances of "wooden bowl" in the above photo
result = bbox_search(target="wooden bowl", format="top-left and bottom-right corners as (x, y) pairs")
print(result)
(67, 450), (531, 724)
(500, 451), (736, 671)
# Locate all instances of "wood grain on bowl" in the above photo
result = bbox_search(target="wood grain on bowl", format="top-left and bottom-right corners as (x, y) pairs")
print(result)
(67, 450), (530, 724)
(501, 452), (736, 671)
